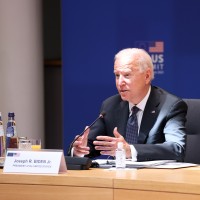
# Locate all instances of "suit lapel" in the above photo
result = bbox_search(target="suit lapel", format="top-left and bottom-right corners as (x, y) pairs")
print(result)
(115, 100), (129, 137)
(138, 87), (160, 143)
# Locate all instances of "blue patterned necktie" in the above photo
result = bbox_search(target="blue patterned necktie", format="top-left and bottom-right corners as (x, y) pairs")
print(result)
(126, 106), (140, 144)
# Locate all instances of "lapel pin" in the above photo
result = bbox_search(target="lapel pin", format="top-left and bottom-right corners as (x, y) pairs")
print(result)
(151, 110), (156, 113)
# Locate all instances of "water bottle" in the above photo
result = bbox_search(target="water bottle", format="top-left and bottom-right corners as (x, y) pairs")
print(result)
(6, 112), (18, 149)
(0, 112), (5, 157)
(115, 142), (126, 169)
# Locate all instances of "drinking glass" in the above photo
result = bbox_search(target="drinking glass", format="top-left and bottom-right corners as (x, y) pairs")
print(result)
(18, 139), (32, 150)
(31, 139), (41, 150)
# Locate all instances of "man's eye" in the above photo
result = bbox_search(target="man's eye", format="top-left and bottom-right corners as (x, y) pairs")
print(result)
(115, 74), (119, 78)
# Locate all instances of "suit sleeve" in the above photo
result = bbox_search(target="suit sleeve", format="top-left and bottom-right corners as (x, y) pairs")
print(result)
(134, 99), (188, 161)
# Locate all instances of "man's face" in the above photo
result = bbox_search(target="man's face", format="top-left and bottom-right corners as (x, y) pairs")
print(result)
(114, 57), (151, 104)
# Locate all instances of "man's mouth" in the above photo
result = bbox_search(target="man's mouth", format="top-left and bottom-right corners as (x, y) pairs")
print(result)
(120, 90), (128, 93)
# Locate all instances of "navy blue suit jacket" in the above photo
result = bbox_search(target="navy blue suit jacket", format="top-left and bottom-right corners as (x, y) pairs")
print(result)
(87, 86), (188, 161)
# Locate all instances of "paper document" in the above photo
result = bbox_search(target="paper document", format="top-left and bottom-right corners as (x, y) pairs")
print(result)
(148, 162), (198, 169)
(94, 159), (175, 168)
(93, 159), (115, 168)
(93, 159), (199, 169)
(125, 160), (176, 168)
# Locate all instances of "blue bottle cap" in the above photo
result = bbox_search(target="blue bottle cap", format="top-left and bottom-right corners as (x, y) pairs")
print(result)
(8, 112), (15, 117)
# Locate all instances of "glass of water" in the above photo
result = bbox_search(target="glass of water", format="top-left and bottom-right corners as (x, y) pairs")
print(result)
(18, 139), (32, 150)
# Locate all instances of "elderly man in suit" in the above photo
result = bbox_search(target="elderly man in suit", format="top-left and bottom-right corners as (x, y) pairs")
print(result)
(71, 48), (188, 162)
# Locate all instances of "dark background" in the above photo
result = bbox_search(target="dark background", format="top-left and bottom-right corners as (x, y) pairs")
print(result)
(43, 0), (62, 149)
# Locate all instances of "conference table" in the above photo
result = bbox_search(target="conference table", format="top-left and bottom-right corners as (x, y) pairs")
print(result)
(0, 166), (200, 200)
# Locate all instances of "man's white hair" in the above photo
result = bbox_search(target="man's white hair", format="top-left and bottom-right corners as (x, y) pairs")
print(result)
(114, 48), (154, 80)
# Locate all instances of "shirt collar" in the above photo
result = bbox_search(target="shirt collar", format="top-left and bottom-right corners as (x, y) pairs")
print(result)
(129, 86), (151, 113)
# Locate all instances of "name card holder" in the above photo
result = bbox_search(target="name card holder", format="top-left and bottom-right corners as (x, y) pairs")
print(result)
(3, 149), (67, 174)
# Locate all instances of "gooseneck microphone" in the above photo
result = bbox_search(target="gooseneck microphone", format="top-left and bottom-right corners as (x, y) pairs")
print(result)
(67, 111), (106, 156)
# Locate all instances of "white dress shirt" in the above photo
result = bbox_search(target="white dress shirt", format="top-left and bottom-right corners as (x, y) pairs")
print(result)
(129, 86), (151, 161)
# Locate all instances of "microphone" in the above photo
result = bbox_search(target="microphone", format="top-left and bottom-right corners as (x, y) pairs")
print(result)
(67, 111), (106, 156)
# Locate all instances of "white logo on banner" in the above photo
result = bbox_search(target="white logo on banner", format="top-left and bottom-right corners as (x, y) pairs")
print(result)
(135, 41), (164, 75)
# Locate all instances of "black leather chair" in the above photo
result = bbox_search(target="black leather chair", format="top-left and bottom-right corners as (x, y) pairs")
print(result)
(183, 99), (200, 164)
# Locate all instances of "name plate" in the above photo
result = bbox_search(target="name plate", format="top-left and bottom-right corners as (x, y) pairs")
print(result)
(3, 149), (67, 174)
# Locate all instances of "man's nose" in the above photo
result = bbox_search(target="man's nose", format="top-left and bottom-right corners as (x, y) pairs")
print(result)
(118, 75), (125, 86)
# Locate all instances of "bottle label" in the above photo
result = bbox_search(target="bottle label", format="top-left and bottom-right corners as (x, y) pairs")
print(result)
(6, 126), (14, 137)
(115, 149), (126, 168)
(6, 126), (18, 149)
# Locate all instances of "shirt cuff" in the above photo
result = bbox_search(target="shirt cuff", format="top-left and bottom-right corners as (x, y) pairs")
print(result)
(70, 147), (84, 157)
(130, 145), (138, 161)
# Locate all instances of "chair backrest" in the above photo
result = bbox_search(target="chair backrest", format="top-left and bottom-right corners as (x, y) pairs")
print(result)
(183, 99), (200, 164)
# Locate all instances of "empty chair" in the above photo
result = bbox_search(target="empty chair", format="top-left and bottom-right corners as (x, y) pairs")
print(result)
(183, 99), (200, 164)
